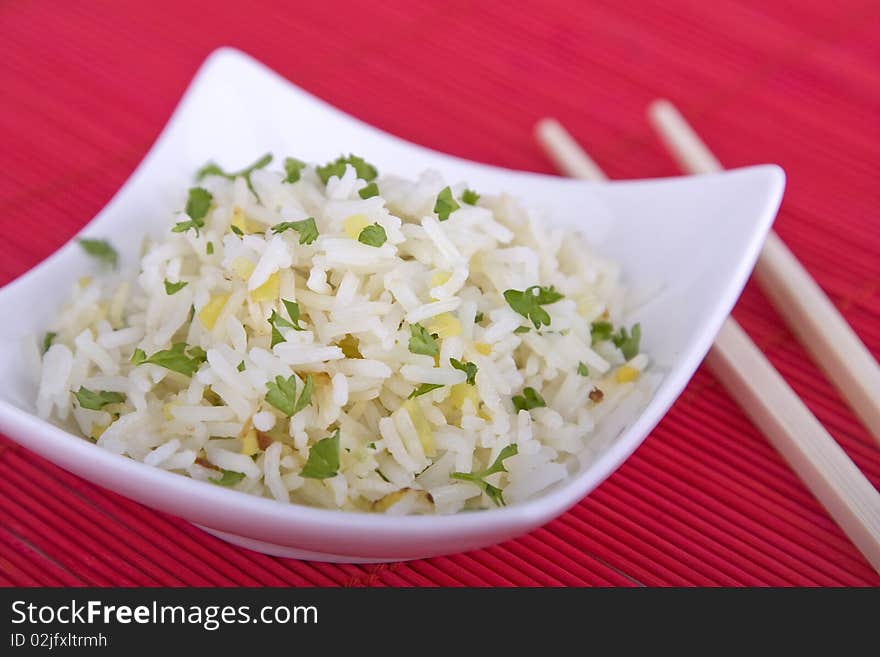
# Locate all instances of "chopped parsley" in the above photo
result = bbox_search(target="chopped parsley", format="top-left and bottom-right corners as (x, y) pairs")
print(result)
(130, 342), (207, 377)
(513, 326), (530, 334)
(409, 383), (444, 399)
(450, 358), (477, 385)
(316, 155), (378, 185)
(172, 188), (213, 234)
(77, 238), (118, 268)
(300, 428), (340, 479)
(74, 386), (126, 411)
(42, 332), (57, 354)
(283, 157), (307, 183)
(577, 362), (589, 376)
(433, 186), (459, 221)
(237, 360), (246, 372)
(358, 223), (387, 247)
(358, 182), (379, 199)
(590, 321), (614, 346)
(474, 311), (484, 323)
(461, 188), (480, 205)
(451, 444), (518, 506)
(512, 387), (546, 413)
(229, 224), (244, 237)
(271, 217), (318, 245)
(408, 323), (439, 357)
(612, 323), (642, 360)
(503, 285), (563, 329)
(268, 301), (305, 347)
(164, 279), (188, 295)
(265, 373), (313, 417)
(206, 241), (214, 255)
(212, 470), (245, 487)
(197, 153), (273, 200)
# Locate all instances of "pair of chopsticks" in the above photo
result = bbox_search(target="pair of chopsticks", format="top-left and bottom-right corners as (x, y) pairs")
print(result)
(535, 104), (880, 574)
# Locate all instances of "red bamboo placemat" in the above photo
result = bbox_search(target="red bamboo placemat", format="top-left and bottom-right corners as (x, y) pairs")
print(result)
(1, 0), (877, 587)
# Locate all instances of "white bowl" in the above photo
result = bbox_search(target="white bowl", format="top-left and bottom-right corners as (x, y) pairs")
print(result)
(0, 48), (784, 562)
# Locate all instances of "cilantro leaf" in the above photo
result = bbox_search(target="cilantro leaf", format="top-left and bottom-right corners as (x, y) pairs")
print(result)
(503, 285), (563, 329)
(237, 360), (246, 372)
(315, 155), (378, 184)
(451, 444), (518, 506)
(358, 182), (380, 199)
(131, 342), (206, 377)
(206, 241), (214, 255)
(512, 387), (546, 413)
(474, 311), (484, 323)
(185, 187), (213, 221)
(577, 361), (589, 376)
(229, 224), (244, 236)
(281, 299), (306, 330)
(283, 157), (307, 183)
(612, 323), (642, 360)
(164, 279), (188, 295)
(408, 383), (444, 399)
(358, 223), (387, 247)
(590, 321), (613, 346)
(300, 428), (340, 479)
(197, 153), (273, 201)
(513, 326), (530, 334)
(212, 469), (245, 487)
(268, 310), (293, 347)
(433, 186), (460, 221)
(42, 332), (57, 354)
(77, 238), (118, 268)
(265, 374), (312, 417)
(271, 217), (318, 244)
(461, 188), (480, 205)
(450, 358), (478, 385)
(74, 386), (126, 411)
(408, 323), (439, 357)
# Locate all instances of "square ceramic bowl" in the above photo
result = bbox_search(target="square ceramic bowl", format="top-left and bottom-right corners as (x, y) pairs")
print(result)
(0, 48), (784, 562)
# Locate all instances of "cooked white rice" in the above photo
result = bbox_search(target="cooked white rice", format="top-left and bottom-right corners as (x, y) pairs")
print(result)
(37, 154), (657, 514)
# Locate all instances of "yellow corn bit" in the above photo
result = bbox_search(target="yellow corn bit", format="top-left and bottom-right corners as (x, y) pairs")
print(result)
(474, 342), (492, 356)
(403, 399), (435, 457)
(231, 207), (260, 235)
(427, 313), (461, 338)
(615, 365), (640, 383)
(343, 214), (370, 240)
(241, 428), (260, 456)
(198, 294), (229, 330)
(449, 383), (479, 411)
(250, 271), (279, 302)
(230, 256), (256, 280)
(90, 423), (108, 440)
(337, 334), (362, 359)
(431, 271), (452, 287)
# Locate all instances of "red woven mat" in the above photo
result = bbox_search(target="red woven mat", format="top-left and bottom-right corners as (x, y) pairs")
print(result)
(1, 0), (878, 587)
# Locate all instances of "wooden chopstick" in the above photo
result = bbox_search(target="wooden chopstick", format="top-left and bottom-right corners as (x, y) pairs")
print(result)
(534, 118), (880, 573)
(649, 99), (880, 446)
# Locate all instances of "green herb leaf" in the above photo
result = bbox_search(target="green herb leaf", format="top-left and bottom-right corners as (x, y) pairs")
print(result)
(197, 153), (273, 201)
(164, 279), (188, 295)
(42, 332), (57, 354)
(408, 383), (444, 399)
(358, 182), (380, 199)
(300, 428), (340, 479)
(77, 238), (118, 268)
(230, 224), (244, 237)
(450, 358), (478, 385)
(433, 186), (460, 221)
(271, 217), (318, 244)
(503, 285), (563, 329)
(283, 157), (307, 183)
(237, 360), (246, 372)
(461, 188), (480, 205)
(185, 187), (213, 221)
(131, 342), (206, 377)
(513, 326), (530, 334)
(206, 241), (214, 255)
(590, 321), (613, 346)
(358, 223), (387, 247)
(512, 387), (546, 413)
(265, 374), (312, 417)
(281, 299), (306, 330)
(577, 361), (589, 376)
(315, 155), (378, 185)
(474, 311), (484, 323)
(74, 386), (126, 411)
(268, 310), (293, 347)
(408, 323), (439, 357)
(450, 444), (518, 506)
(612, 323), (642, 360)
(212, 469), (245, 487)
